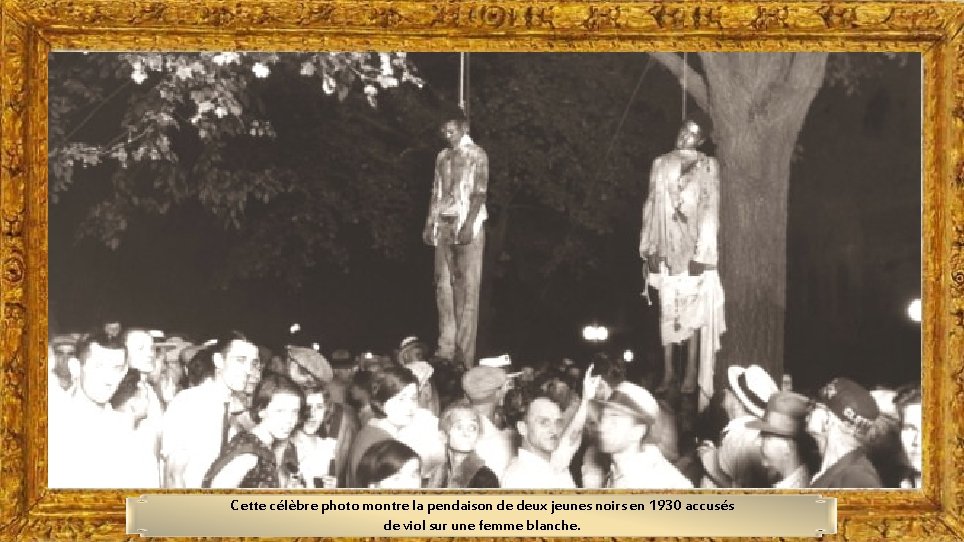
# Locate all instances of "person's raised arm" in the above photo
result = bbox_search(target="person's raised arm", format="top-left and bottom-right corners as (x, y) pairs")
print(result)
(551, 365), (601, 470)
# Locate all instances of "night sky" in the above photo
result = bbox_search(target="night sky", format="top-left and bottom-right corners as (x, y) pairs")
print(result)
(49, 53), (921, 393)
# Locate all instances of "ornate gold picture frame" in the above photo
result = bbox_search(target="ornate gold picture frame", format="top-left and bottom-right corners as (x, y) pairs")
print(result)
(1, 0), (962, 540)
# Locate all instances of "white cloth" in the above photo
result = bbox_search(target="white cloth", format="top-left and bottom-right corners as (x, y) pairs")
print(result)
(608, 444), (693, 489)
(775, 465), (809, 489)
(474, 415), (514, 481)
(291, 430), (337, 487)
(502, 448), (576, 489)
(160, 380), (236, 488)
(48, 387), (159, 488)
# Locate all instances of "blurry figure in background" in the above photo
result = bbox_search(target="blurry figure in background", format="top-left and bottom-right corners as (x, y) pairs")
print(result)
(161, 331), (260, 488)
(807, 377), (882, 488)
(287, 345), (332, 390)
(536, 370), (580, 427)
(462, 366), (515, 481)
(343, 366), (419, 487)
(49, 330), (159, 488)
(356, 440), (423, 489)
(347, 369), (376, 427)
(571, 353), (627, 488)
(865, 387), (905, 487)
(747, 391), (815, 488)
(638, 120), (724, 408)
(894, 384), (922, 488)
(423, 110), (489, 370)
(110, 328), (165, 465)
(291, 383), (357, 488)
(399, 337), (441, 416)
(596, 382), (692, 488)
(150, 335), (191, 408)
(426, 401), (500, 488)
(202, 373), (303, 489)
(397, 360), (446, 478)
(50, 334), (79, 392)
(698, 365), (776, 488)
(328, 349), (356, 406)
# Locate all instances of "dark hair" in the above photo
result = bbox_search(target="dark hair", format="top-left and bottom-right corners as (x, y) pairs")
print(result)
(76, 329), (126, 365)
(250, 373), (305, 424)
(184, 347), (216, 387)
(368, 365), (417, 419)
(590, 352), (627, 389)
(347, 369), (375, 414)
(894, 384), (922, 416)
(109, 368), (142, 409)
(355, 439), (420, 488)
(212, 330), (253, 358)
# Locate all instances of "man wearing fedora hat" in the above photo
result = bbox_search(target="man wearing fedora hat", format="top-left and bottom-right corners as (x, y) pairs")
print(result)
(699, 364), (777, 488)
(596, 382), (692, 488)
(747, 391), (814, 488)
(807, 377), (882, 488)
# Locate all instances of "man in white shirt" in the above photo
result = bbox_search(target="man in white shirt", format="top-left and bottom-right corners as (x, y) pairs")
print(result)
(502, 368), (601, 489)
(48, 331), (159, 488)
(596, 382), (692, 489)
(160, 331), (259, 488)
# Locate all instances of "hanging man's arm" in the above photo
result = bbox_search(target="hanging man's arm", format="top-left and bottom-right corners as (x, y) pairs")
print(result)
(640, 157), (665, 274)
(458, 146), (489, 245)
(690, 157), (720, 275)
(423, 152), (444, 245)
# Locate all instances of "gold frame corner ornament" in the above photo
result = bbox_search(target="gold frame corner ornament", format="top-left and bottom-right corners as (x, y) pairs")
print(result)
(1, 0), (963, 540)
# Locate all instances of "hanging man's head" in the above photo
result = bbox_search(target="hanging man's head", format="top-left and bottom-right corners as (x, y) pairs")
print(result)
(675, 119), (706, 150)
(439, 108), (469, 149)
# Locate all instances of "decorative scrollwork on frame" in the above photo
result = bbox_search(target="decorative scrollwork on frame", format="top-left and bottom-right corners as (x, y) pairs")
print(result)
(582, 5), (622, 31)
(429, 4), (555, 30)
(751, 6), (790, 30)
(816, 6), (859, 29)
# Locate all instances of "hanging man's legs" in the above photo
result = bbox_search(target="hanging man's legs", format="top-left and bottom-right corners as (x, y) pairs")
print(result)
(434, 218), (459, 361)
(680, 332), (700, 394)
(451, 228), (485, 370)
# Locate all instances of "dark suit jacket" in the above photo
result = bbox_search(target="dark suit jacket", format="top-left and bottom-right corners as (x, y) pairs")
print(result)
(809, 449), (882, 488)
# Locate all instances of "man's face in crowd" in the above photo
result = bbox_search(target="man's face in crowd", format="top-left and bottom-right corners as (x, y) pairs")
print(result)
(444, 408), (481, 453)
(544, 378), (574, 411)
(759, 434), (794, 481)
(900, 403), (922, 473)
(80, 342), (128, 405)
(806, 403), (831, 455)
(440, 120), (466, 149)
(520, 397), (563, 456)
(216, 340), (259, 393)
(125, 330), (154, 373)
(598, 406), (642, 454)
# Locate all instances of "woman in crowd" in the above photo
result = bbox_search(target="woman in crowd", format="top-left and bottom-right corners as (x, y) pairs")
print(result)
(290, 383), (358, 487)
(202, 373), (304, 488)
(343, 365), (419, 487)
(356, 439), (423, 489)
(895, 384), (922, 488)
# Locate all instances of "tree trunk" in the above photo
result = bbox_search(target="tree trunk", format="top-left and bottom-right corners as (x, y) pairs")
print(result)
(476, 203), (510, 358)
(698, 53), (828, 383)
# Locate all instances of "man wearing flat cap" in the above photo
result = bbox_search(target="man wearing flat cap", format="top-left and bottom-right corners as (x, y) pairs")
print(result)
(807, 377), (882, 488)
(287, 346), (333, 389)
(596, 382), (692, 488)
(462, 366), (514, 480)
(747, 391), (813, 488)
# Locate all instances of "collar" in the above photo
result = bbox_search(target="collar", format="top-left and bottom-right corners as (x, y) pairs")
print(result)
(776, 465), (808, 489)
(611, 444), (662, 481)
(517, 447), (552, 467)
(458, 134), (474, 148)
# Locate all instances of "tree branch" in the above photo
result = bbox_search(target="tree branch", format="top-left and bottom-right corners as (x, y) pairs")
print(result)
(649, 52), (709, 113)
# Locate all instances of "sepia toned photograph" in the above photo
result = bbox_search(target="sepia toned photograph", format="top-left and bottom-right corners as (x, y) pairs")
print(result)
(47, 51), (921, 491)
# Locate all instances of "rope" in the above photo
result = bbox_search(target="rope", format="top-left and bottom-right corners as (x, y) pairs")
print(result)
(458, 52), (466, 112)
(600, 56), (655, 169)
(681, 52), (688, 122)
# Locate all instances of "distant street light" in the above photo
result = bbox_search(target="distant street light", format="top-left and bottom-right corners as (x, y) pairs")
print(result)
(311, 342), (321, 352)
(907, 298), (922, 323)
(290, 323), (301, 334)
(582, 324), (610, 344)
(623, 350), (634, 363)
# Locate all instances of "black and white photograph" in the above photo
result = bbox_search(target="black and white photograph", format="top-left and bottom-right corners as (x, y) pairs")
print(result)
(47, 51), (922, 491)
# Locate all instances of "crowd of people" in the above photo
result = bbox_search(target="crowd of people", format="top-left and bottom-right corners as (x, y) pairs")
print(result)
(46, 324), (922, 490)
